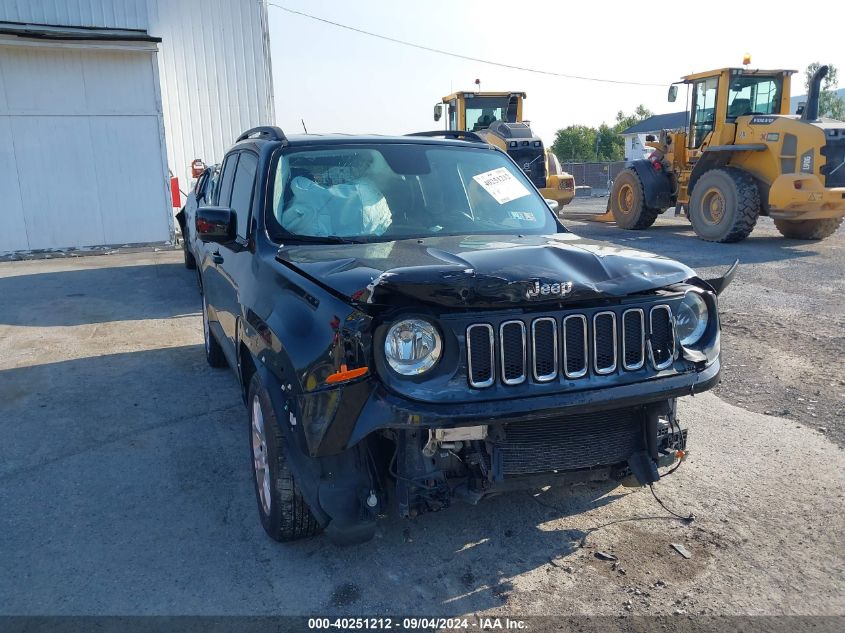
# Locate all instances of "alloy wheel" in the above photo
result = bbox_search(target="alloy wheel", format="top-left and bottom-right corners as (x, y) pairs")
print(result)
(251, 395), (271, 515)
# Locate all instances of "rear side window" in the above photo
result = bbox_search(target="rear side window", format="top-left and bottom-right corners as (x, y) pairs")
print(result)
(202, 167), (220, 205)
(217, 154), (238, 207)
(230, 153), (258, 239)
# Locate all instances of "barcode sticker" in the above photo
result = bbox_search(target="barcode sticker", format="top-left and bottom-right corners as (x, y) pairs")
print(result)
(472, 167), (530, 204)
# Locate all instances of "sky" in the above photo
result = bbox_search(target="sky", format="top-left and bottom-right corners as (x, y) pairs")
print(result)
(267, 0), (845, 143)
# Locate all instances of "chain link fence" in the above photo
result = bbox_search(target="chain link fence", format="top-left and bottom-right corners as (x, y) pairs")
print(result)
(561, 161), (627, 196)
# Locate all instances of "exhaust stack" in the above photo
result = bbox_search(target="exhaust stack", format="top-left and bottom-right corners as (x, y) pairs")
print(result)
(802, 65), (829, 121)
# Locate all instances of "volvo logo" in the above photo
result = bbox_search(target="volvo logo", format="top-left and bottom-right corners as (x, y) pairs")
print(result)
(523, 162), (531, 170)
(527, 280), (573, 299)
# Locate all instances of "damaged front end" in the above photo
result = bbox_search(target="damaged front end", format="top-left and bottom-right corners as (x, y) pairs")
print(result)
(271, 236), (731, 538)
(390, 401), (687, 518)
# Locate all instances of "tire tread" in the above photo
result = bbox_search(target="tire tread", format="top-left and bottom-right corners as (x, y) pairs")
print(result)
(774, 217), (843, 240)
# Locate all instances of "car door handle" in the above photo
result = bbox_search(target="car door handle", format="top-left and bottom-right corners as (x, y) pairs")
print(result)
(212, 251), (224, 265)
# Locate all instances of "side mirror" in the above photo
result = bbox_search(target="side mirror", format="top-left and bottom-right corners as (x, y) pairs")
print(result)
(434, 103), (443, 122)
(196, 207), (236, 244)
(545, 199), (559, 213)
(668, 85), (678, 103)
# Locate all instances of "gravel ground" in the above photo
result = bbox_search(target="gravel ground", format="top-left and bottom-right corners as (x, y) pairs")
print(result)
(0, 241), (843, 618)
(562, 198), (845, 446)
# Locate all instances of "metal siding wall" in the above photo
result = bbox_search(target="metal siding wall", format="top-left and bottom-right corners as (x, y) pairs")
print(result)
(0, 0), (149, 29)
(0, 43), (171, 251)
(147, 0), (275, 193)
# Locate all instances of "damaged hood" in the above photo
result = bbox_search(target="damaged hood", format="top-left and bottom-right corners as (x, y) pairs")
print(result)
(275, 233), (695, 308)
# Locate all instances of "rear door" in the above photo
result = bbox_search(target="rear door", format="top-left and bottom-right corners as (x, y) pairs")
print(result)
(200, 152), (238, 361)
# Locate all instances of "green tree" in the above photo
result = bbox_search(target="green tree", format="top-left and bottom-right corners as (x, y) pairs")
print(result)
(550, 125), (597, 161)
(804, 62), (845, 120)
(551, 105), (653, 162)
(595, 123), (620, 161)
(613, 105), (654, 136)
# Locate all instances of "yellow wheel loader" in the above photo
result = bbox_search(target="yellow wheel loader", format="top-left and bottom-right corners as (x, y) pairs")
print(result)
(433, 91), (576, 209)
(609, 65), (845, 241)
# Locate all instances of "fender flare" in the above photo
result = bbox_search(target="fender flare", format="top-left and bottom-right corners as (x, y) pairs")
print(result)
(249, 339), (376, 539)
(628, 159), (674, 210)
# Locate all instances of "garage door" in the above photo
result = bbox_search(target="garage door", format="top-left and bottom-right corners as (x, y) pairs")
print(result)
(0, 42), (171, 253)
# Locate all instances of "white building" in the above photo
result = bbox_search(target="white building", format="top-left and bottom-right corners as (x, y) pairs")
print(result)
(0, 0), (275, 253)
(619, 112), (687, 162)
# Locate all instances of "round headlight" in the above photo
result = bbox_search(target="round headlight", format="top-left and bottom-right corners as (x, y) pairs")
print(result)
(675, 291), (709, 346)
(384, 319), (443, 376)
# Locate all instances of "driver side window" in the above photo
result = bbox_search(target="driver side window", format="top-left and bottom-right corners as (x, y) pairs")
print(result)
(689, 77), (718, 149)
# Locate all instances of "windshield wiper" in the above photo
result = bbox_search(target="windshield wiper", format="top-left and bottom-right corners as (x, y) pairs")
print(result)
(278, 234), (366, 245)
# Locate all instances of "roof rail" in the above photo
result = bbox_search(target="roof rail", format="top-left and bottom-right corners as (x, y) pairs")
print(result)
(235, 126), (289, 145)
(405, 130), (485, 143)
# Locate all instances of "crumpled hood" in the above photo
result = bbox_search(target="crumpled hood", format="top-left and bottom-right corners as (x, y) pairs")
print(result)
(275, 233), (696, 308)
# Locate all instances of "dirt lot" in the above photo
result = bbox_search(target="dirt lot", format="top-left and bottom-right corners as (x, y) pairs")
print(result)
(1, 219), (843, 618)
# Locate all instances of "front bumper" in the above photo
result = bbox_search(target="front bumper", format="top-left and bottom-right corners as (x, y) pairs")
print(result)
(301, 359), (720, 456)
(768, 174), (845, 220)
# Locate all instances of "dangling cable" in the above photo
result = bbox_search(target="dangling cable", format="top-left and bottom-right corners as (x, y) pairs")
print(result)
(649, 484), (694, 523)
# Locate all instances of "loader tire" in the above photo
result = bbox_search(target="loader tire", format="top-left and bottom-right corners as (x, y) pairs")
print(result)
(773, 217), (843, 240)
(610, 168), (660, 230)
(689, 168), (760, 243)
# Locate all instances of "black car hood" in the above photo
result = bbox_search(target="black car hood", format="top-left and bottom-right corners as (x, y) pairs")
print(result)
(275, 233), (695, 308)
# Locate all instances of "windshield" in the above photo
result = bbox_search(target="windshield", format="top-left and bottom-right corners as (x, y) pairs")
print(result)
(727, 75), (782, 118)
(464, 96), (511, 131)
(267, 144), (558, 243)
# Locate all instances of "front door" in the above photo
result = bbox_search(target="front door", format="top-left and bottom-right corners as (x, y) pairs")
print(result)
(211, 151), (259, 364)
(688, 77), (718, 150)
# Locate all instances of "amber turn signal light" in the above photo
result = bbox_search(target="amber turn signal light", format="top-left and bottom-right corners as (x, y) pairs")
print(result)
(326, 364), (369, 385)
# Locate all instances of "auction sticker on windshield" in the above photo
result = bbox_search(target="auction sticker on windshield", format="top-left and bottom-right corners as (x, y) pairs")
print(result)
(473, 167), (530, 204)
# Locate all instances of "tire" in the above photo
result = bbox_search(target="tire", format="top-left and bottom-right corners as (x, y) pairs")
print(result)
(689, 168), (760, 243)
(202, 294), (227, 368)
(609, 168), (660, 230)
(183, 240), (197, 270)
(774, 217), (843, 240)
(248, 373), (321, 542)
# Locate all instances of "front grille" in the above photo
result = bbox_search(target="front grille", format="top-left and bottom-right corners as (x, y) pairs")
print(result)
(622, 309), (645, 370)
(465, 303), (674, 388)
(467, 324), (494, 388)
(649, 306), (675, 369)
(563, 315), (588, 378)
(821, 135), (845, 188)
(495, 409), (642, 475)
(531, 318), (557, 381)
(500, 320), (526, 385)
(592, 312), (617, 374)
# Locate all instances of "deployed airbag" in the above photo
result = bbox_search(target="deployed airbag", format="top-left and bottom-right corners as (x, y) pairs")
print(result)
(281, 176), (392, 237)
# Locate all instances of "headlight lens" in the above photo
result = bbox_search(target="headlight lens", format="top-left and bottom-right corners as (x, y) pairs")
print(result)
(675, 291), (709, 346)
(384, 319), (443, 376)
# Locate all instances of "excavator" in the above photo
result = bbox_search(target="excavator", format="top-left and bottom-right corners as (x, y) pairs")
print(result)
(433, 90), (576, 209)
(608, 61), (845, 241)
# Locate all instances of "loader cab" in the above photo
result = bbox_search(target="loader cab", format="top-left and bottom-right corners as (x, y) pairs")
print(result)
(436, 91), (525, 132)
(673, 68), (794, 152)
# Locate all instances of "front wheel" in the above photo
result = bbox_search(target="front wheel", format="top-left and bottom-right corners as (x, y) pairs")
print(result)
(609, 168), (659, 229)
(689, 168), (760, 242)
(248, 373), (321, 542)
(774, 217), (843, 240)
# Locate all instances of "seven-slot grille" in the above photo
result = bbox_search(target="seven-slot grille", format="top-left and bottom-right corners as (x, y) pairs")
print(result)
(466, 305), (673, 388)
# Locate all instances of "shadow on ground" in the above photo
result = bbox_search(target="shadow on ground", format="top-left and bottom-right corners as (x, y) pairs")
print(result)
(563, 216), (824, 268)
(0, 338), (655, 615)
(0, 262), (199, 327)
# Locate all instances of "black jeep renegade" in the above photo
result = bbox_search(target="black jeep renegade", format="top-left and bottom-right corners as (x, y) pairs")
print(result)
(194, 126), (729, 544)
